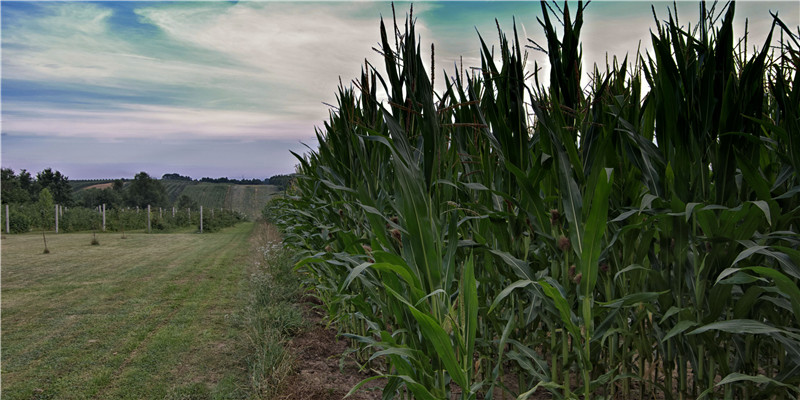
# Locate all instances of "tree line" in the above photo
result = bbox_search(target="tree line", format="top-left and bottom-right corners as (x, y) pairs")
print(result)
(2, 169), (171, 210)
(1, 168), (72, 206)
(162, 172), (295, 187)
(2, 168), (247, 234)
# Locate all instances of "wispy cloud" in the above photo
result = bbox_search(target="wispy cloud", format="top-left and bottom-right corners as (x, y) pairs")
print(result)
(3, 102), (317, 141)
(2, 2), (392, 141)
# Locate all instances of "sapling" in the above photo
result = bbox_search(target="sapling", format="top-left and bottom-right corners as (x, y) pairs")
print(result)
(37, 189), (54, 254)
(41, 228), (49, 254)
(91, 228), (100, 246)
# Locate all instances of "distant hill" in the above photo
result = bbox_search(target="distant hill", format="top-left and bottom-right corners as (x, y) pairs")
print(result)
(70, 180), (279, 220)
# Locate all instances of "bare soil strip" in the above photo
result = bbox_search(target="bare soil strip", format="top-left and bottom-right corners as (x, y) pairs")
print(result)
(277, 301), (383, 400)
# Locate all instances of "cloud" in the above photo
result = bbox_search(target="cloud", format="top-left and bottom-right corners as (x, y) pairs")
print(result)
(2, 102), (317, 141)
(2, 2), (394, 140)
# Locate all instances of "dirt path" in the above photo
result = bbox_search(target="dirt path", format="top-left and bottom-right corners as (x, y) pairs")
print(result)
(276, 300), (383, 399)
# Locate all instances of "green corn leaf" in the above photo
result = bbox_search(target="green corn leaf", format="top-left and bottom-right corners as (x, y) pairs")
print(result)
(613, 264), (655, 282)
(489, 249), (534, 281)
(489, 279), (535, 314)
(415, 289), (447, 308)
(554, 139), (584, 257)
(506, 339), (550, 381)
(685, 202), (701, 222)
(742, 266), (800, 324)
(689, 319), (785, 335)
(599, 291), (666, 308)
(659, 306), (689, 324)
(341, 262), (374, 291)
(662, 320), (699, 342)
(385, 286), (469, 390)
(369, 347), (418, 361)
(516, 381), (563, 400)
(611, 209), (638, 223)
(750, 200), (772, 227)
(716, 373), (800, 393)
(774, 185), (800, 200)
(733, 243), (800, 280)
(639, 193), (658, 212)
(538, 279), (581, 339)
(347, 374), (438, 400)
(581, 167), (613, 297)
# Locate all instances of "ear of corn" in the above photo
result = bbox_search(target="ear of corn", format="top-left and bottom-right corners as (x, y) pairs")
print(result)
(267, 2), (800, 398)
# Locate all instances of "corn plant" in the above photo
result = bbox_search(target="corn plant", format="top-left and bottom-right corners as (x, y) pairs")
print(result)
(270, 1), (800, 399)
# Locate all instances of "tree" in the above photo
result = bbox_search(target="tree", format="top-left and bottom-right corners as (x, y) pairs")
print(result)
(37, 168), (73, 206)
(77, 188), (122, 209)
(112, 179), (125, 192)
(1, 168), (31, 204)
(37, 188), (54, 230)
(125, 172), (167, 208)
(268, 174), (296, 191)
(18, 169), (35, 202)
(162, 173), (192, 181)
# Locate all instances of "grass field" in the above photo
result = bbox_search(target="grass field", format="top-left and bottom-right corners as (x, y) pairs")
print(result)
(1, 223), (257, 399)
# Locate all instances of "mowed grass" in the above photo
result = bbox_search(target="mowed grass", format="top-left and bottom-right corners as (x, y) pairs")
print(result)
(1, 223), (255, 399)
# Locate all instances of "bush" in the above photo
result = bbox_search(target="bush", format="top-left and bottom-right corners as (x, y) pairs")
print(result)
(200, 209), (245, 233)
(61, 207), (101, 233)
(6, 205), (32, 233)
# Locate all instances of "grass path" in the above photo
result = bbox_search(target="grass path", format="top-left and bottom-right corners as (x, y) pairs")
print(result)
(1, 224), (255, 399)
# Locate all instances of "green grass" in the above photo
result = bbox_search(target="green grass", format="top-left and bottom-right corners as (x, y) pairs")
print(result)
(1, 223), (256, 400)
(240, 222), (304, 397)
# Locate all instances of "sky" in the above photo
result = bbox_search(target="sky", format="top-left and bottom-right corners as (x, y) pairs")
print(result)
(2, 1), (798, 180)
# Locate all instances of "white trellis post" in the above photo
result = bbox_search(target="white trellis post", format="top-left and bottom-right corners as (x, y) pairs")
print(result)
(5, 204), (9, 234)
(55, 204), (59, 233)
(147, 205), (151, 233)
(102, 204), (106, 231)
(200, 206), (203, 233)
(159, 208), (163, 218)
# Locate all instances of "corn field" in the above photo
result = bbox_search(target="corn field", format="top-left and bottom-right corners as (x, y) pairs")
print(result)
(268, 2), (800, 399)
